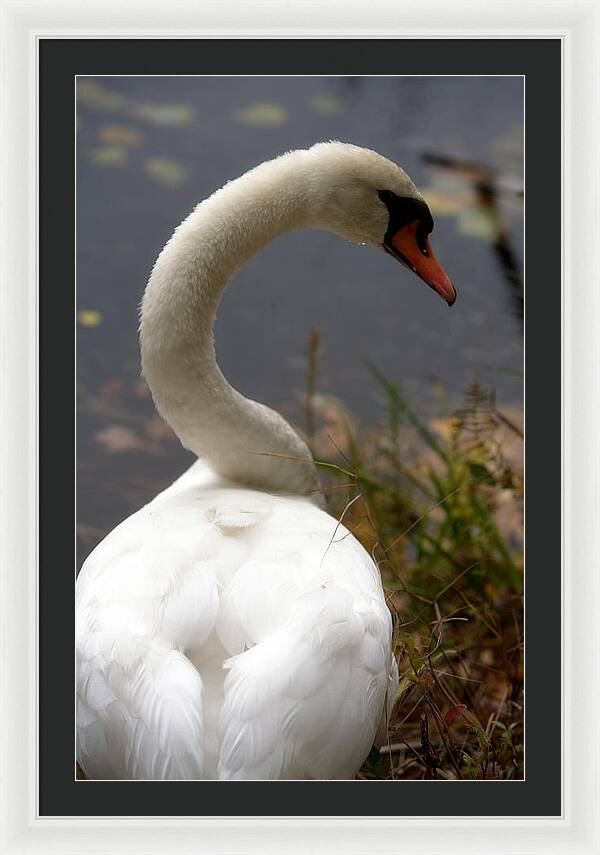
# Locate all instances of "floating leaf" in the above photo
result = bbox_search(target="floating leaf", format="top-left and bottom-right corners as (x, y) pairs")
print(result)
(78, 310), (103, 327)
(89, 146), (127, 166)
(311, 93), (345, 114)
(99, 377), (125, 396)
(444, 704), (468, 727)
(77, 522), (106, 540)
(94, 424), (144, 453)
(133, 102), (194, 126)
(143, 157), (186, 187)
(98, 124), (143, 147)
(93, 422), (166, 455)
(234, 102), (287, 127)
(77, 80), (126, 111)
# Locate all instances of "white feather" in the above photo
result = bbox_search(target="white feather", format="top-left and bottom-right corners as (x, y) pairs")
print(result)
(77, 467), (397, 778)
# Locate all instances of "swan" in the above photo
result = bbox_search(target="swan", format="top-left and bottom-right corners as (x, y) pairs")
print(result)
(76, 141), (455, 780)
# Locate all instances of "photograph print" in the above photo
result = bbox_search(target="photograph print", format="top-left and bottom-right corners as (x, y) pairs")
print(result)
(75, 74), (524, 781)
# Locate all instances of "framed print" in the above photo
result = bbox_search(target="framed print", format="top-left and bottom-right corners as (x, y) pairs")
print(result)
(1, 1), (599, 853)
(51, 36), (551, 811)
(73, 62), (531, 795)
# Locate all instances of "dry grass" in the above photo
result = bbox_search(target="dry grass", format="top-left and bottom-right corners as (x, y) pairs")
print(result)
(300, 334), (524, 781)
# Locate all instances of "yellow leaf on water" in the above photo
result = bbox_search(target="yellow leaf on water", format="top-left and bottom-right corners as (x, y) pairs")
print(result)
(89, 146), (128, 166)
(234, 102), (288, 127)
(77, 80), (126, 111)
(98, 124), (143, 147)
(94, 425), (143, 453)
(78, 310), (103, 327)
(143, 157), (186, 187)
(132, 102), (194, 126)
(311, 93), (345, 114)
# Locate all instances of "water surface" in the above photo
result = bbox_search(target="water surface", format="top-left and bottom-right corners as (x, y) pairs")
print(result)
(77, 76), (523, 566)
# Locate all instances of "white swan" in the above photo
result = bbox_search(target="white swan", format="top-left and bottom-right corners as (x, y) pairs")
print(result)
(76, 142), (455, 780)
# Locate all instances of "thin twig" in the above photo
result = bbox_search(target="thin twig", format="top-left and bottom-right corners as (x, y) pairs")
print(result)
(327, 432), (353, 466)
(320, 493), (363, 566)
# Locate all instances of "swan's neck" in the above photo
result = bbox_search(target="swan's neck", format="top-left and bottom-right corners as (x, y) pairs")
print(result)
(140, 150), (322, 496)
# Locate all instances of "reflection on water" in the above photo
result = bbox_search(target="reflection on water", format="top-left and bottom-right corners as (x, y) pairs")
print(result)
(77, 76), (524, 567)
(422, 150), (523, 324)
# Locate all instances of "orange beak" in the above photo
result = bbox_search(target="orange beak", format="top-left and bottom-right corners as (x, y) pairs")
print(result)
(386, 220), (456, 306)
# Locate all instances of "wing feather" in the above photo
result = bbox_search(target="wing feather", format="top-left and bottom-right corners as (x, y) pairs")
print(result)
(218, 586), (390, 780)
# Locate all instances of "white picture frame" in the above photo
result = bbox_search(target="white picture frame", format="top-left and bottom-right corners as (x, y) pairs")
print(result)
(1, 0), (598, 852)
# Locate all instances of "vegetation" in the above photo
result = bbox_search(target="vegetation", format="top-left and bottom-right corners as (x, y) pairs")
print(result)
(302, 330), (524, 780)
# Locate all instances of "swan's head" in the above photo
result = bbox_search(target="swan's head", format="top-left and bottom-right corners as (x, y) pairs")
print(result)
(307, 141), (456, 306)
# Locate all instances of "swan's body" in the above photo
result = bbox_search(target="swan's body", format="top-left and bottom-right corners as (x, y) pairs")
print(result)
(77, 459), (396, 779)
(76, 142), (454, 779)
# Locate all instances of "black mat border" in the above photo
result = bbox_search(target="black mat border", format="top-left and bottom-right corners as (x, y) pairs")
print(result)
(40, 37), (561, 817)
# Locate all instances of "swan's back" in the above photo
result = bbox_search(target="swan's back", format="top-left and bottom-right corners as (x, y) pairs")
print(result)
(76, 462), (396, 779)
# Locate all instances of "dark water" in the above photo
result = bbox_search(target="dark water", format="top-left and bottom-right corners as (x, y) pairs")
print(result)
(77, 76), (524, 567)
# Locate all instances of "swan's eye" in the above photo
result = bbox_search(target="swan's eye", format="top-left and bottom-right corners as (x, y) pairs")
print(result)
(416, 224), (430, 257)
